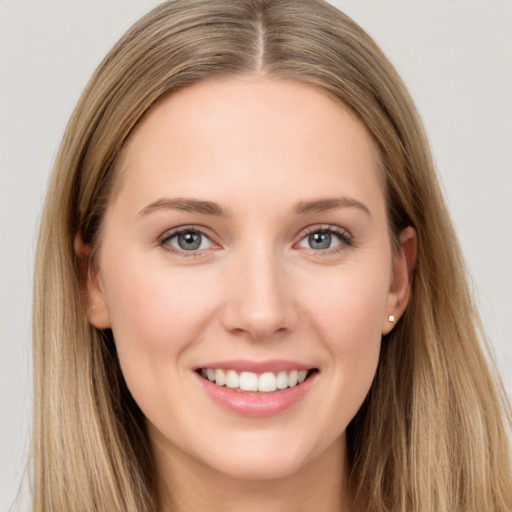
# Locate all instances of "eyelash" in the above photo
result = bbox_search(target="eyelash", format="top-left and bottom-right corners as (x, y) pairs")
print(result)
(158, 224), (353, 257)
(158, 225), (217, 257)
(298, 225), (353, 253)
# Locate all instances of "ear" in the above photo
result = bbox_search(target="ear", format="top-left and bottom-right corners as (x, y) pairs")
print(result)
(382, 226), (416, 335)
(74, 233), (112, 329)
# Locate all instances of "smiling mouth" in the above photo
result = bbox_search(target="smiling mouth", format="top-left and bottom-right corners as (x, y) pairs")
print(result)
(197, 368), (318, 393)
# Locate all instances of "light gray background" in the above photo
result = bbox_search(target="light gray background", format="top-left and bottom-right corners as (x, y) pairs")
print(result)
(1, 1), (511, 509)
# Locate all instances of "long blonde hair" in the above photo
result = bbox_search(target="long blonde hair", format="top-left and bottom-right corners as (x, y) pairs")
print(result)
(33, 1), (511, 510)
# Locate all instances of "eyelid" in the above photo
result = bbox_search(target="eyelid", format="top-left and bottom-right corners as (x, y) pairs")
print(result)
(156, 223), (353, 256)
(158, 225), (220, 255)
(294, 224), (353, 251)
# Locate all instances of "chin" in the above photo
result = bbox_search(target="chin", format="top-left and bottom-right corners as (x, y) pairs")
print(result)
(193, 431), (327, 483)
(206, 453), (308, 482)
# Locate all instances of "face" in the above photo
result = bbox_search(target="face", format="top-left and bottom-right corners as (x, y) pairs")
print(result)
(86, 78), (413, 483)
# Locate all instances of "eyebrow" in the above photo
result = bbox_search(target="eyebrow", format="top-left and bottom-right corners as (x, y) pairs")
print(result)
(138, 196), (370, 218)
(294, 197), (371, 216)
(138, 198), (229, 217)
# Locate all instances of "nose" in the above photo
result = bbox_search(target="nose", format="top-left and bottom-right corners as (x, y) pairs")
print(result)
(221, 247), (298, 341)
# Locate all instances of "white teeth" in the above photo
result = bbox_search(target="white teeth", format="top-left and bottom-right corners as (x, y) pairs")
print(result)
(258, 372), (277, 392)
(225, 370), (239, 389)
(201, 368), (311, 392)
(276, 371), (288, 390)
(239, 371), (259, 391)
(215, 369), (226, 386)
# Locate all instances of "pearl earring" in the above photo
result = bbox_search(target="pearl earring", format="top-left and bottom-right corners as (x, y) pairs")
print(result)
(388, 314), (395, 323)
(88, 304), (96, 313)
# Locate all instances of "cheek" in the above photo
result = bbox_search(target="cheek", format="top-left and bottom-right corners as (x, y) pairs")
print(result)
(304, 263), (389, 399)
(100, 259), (218, 371)
(99, 258), (224, 428)
(307, 263), (389, 343)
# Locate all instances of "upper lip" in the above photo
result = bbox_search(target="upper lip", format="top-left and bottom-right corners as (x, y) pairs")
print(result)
(194, 359), (315, 373)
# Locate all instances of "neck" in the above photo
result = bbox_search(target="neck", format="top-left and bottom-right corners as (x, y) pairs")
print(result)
(153, 434), (354, 512)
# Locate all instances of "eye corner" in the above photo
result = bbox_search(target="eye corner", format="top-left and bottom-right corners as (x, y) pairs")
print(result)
(158, 225), (220, 256)
(294, 225), (354, 254)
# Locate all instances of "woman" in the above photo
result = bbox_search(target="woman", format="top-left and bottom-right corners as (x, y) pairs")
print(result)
(32, 0), (511, 510)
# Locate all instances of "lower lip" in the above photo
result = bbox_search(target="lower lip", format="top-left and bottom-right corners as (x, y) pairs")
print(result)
(195, 372), (317, 417)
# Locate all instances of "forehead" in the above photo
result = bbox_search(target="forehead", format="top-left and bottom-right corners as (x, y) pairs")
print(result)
(112, 77), (384, 212)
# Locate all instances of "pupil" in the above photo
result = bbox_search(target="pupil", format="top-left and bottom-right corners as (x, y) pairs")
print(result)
(178, 232), (201, 250)
(309, 232), (331, 250)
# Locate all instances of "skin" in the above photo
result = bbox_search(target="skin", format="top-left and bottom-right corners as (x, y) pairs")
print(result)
(80, 77), (415, 512)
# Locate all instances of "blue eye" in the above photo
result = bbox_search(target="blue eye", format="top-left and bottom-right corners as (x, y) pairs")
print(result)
(297, 227), (351, 251)
(163, 229), (215, 252)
